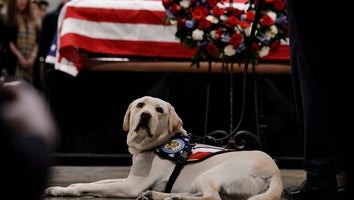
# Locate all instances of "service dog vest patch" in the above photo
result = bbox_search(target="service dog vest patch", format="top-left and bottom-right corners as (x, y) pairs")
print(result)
(154, 134), (234, 163)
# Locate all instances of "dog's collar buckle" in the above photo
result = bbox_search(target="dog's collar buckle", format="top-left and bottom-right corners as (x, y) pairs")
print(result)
(176, 143), (193, 164)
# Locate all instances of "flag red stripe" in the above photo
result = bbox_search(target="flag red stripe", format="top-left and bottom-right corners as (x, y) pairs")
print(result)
(60, 33), (288, 63)
(60, 33), (197, 60)
(65, 7), (167, 24)
(262, 46), (290, 61)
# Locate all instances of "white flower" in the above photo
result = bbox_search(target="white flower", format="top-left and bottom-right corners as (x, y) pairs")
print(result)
(163, 0), (288, 65)
(192, 29), (204, 41)
(210, 30), (216, 39)
(180, 0), (190, 8)
(216, 2), (225, 9)
(258, 46), (270, 57)
(265, 25), (278, 39)
(220, 15), (228, 21)
(169, 19), (177, 25)
(206, 15), (219, 24)
(266, 11), (277, 21)
(224, 44), (236, 56)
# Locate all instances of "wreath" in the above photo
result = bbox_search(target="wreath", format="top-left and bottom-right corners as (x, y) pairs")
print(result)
(162, 0), (288, 67)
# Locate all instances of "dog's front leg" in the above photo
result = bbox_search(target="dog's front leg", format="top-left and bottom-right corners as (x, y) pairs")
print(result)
(45, 178), (146, 198)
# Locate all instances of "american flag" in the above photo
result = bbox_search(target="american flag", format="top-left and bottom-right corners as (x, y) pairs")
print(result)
(48, 0), (289, 76)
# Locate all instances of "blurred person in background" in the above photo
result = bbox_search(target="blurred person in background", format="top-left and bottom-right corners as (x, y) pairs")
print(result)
(3, 0), (40, 84)
(0, 75), (58, 199)
(37, 0), (48, 19)
(0, 0), (5, 73)
(30, 0), (48, 29)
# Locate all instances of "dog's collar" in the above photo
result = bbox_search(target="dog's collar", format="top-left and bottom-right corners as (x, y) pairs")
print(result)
(154, 133), (235, 163)
(154, 132), (194, 193)
(153, 132), (192, 161)
(154, 133), (235, 193)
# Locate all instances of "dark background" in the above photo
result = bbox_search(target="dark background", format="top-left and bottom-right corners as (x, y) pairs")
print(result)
(45, 68), (303, 167)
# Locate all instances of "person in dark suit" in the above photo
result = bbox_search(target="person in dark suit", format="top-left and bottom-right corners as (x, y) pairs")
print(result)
(33, 0), (70, 90)
(284, 1), (353, 199)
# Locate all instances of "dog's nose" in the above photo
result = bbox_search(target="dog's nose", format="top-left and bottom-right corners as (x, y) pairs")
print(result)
(140, 111), (151, 122)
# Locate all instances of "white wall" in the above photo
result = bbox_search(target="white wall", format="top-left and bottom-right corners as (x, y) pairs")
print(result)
(46, 0), (61, 13)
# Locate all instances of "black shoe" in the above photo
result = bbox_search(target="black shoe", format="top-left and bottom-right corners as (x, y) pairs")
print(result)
(284, 180), (338, 200)
(284, 180), (308, 199)
(338, 184), (353, 200)
(338, 186), (347, 200)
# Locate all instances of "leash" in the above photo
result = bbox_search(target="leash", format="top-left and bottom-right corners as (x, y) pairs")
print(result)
(202, 0), (265, 148)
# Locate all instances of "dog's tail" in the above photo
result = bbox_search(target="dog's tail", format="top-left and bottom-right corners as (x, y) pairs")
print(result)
(247, 175), (283, 200)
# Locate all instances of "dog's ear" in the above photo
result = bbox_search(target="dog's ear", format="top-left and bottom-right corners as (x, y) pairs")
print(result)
(168, 104), (187, 136)
(123, 102), (133, 131)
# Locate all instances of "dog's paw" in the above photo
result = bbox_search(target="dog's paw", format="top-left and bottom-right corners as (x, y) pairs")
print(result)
(137, 190), (153, 200)
(44, 186), (79, 197)
(44, 186), (65, 196)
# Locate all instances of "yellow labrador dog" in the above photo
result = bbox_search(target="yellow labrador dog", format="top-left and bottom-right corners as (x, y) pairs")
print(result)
(45, 96), (283, 200)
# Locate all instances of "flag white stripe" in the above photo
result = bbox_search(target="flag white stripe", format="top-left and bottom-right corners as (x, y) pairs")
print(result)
(66, 0), (245, 11)
(61, 18), (179, 42)
(66, 0), (166, 11)
(55, 58), (79, 77)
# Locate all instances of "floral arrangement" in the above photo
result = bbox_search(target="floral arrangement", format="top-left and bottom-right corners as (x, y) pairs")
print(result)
(162, 0), (288, 67)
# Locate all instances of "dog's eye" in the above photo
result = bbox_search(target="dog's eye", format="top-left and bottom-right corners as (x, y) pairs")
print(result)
(136, 102), (144, 108)
(156, 107), (163, 113)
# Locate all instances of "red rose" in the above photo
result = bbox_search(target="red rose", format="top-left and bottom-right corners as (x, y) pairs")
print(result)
(261, 15), (274, 27)
(273, 0), (286, 10)
(225, 7), (243, 17)
(162, 0), (171, 9)
(251, 42), (259, 53)
(229, 33), (243, 47)
(215, 29), (223, 40)
(207, 0), (219, 8)
(171, 3), (181, 14)
(245, 11), (255, 22)
(212, 6), (224, 18)
(227, 15), (239, 26)
(177, 18), (186, 29)
(192, 6), (208, 20)
(206, 43), (218, 56)
(198, 17), (212, 29)
(239, 21), (250, 29)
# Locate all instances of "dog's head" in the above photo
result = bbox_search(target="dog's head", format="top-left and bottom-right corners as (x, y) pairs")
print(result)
(123, 96), (187, 155)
